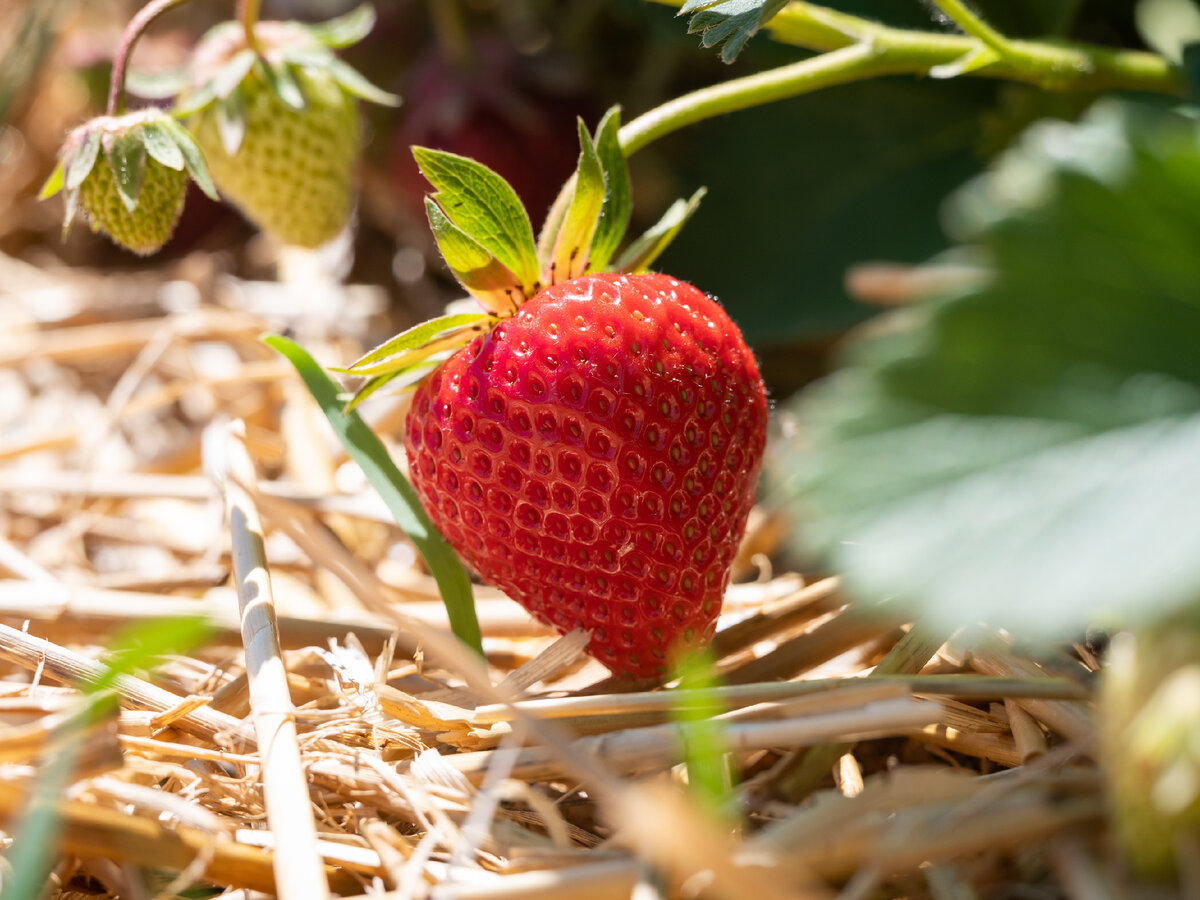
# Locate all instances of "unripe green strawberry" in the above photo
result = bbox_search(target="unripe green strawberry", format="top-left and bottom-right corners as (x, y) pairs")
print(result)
(181, 16), (397, 248)
(40, 109), (218, 256)
(338, 109), (765, 678)
(79, 144), (187, 255)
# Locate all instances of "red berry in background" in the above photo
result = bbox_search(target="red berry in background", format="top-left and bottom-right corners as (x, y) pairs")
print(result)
(391, 38), (585, 223)
(403, 273), (768, 678)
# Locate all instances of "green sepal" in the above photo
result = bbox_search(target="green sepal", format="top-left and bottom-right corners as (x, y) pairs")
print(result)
(141, 120), (185, 171)
(345, 363), (432, 411)
(258, 58), (306, 111)
(213, 48), (257, 99)
(38, 158), (65, 200)
(160, 117), (219, 200)
(412, 146), (540, 291)
(124, 67), (191, 100)
(616, 187), (706, 273)
(172, 83), (216, 118)
(62, 186), (80, 236)
(545, 119), (606, 285)
(216, 87), (248, 155)
(305, 4), (377, 48)
(108, 131), (147, 212)
(588, 106), (631, 272)
(340, 312), (492, 375)
(65, 129), (101, 191)
(326, 56), (400, 107)
(425, 199), (527, 314)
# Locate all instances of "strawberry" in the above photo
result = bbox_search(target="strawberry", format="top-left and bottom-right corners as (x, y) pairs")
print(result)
(40, 108), (218, 256)
(341, 109), (767, 678)
(179, 8), (398, 248)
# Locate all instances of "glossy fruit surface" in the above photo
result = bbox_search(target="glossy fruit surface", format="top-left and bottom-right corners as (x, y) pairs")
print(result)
(404, 272), (768, 677)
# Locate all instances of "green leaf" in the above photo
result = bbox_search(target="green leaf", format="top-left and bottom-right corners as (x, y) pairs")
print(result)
(161, 118), (219, 200)
(213, 48), (257, 100)
(589, 106), (632, 272)
(326, 56), (401, 107)
(64, 128), (100, 191)
(259, 59), (306, 111)
(425, 199), (527, 314)
(615, 187), (706, 273)
(343, 312), (491, 373)
(38, 157), (64, 199)
(265, 335), (483, 656)
(781, 100), (1200, 638)
(306, 3), (377, 48)
(140, 120), (185, 171)
(412, 146), (540, 290)
(107, 131), (147, 212)
(683, 0), (791, 63)
(216, 87), (248, 155)
(545, 120), (606, 285)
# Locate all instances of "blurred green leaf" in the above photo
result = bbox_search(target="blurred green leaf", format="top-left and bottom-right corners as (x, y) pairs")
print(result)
(682, 0), (790, 63)
(777, 101), (1200, 637)
(266, 336), (484, 656)
(305, 3), (377, 48)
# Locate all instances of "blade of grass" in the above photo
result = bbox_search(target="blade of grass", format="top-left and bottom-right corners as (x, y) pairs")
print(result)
(1, 616), (213, 900)
(265, 335), (483, 656)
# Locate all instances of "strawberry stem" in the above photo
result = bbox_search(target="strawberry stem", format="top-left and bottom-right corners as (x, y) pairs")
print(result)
(238, 0), (265, 56)
(107, 0), (194, 116)
(622, 0), (1181, 156)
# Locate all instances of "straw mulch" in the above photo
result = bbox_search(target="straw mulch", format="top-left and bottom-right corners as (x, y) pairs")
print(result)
(0, 252), (1130, 900)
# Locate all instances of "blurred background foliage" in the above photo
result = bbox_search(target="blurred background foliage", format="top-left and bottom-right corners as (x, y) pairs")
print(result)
(0, 0), (1181, 399)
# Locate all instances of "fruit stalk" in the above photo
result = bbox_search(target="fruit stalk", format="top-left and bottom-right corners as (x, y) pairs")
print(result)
(625, 0), (1180, 156)
(237, 0), (265, 56)
(106, 0), (194, 115)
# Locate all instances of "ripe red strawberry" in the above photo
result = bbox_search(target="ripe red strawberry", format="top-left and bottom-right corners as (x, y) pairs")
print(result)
(405, 273), (767, 677)
(341, 108), (766, 678)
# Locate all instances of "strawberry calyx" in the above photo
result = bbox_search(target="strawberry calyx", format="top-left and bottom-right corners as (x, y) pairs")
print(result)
(176, 3), (399, 152)
(39, 108), (218, 237)
(341, 105), (706, 406)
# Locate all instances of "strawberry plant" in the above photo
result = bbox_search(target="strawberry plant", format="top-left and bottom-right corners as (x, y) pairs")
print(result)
(34, 0), (1200, 884)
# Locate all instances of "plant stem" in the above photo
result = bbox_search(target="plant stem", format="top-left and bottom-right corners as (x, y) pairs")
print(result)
(238, 0), (265, 56)
(929, 0), (1012, 58)
(624, 0), (1181, 155)
(106, 0), (192, 116)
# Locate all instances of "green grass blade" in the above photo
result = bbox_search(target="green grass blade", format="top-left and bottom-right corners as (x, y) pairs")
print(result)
(266, 335), (483, 656)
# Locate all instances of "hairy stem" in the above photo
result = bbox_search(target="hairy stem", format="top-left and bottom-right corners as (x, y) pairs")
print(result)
(238, 0), (265, 56)
(623, 0), (1180, 154)
(106, 0), (192, 116)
